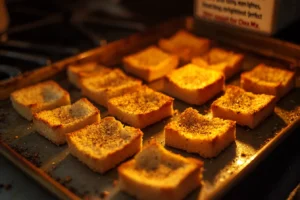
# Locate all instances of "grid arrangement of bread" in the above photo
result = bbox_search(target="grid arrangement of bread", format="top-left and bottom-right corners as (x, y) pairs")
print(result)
(33, 98), (100, 145)
(67, 61), (112, 88)
(211, 85), (276, 129)
(66, 117), (143, 174)
(10, 80), (71, 121)
(164, 64), (224, 105)
(107, 86), (174, 128)
(240, 64), (295, 99)
(122, 45), (179, 82)
(191, 48), (244, 80)
(165, 108), (236, 158)
(158, 30), (211, 62)
(81, 69), (142, 107)
(118, 141), (203, 200)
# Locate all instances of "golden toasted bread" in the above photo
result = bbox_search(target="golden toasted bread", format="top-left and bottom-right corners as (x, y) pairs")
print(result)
(108, 86), (174, 128)
(118, 141), (203, 200)
(67, 62), (111, 88)
(241, 64), (295, 99)
(10, 80), (70, 121)
(192, 48), (244, 79)
(211, 85), (276, 129)
(123, 46), (179, 82)
(33, 98), (100, 145)
(165, 108), (236, 158)
(164, 64), (224, 105)
(158, 30), (210, 62)
(66, 117), (143, 173)
(81, 69), (142, 107)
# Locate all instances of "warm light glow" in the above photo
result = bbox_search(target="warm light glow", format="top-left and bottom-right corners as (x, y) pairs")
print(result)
(236, 158), (244, 166)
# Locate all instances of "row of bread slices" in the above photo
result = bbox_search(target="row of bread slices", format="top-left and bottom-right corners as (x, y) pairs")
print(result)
(10, 81), (205, 200)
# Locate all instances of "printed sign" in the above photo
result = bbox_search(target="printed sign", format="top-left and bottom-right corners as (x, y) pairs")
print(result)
(195, 0), (275, 33)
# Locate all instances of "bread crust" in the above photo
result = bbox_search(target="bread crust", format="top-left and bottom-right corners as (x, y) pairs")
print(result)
(66, 117), (143, 173)
(123, 46), (179, 82)
(211, 85), (276, 129)
(118, 142), (203, 200)
(241, 64), (295, 100)
(191, 48), (244, 79)
(165, 108), (236, 158)
(10, 80), (71, 121)
(33, 98), (100, 145)
(164, 64), (224, 105)
(108, 86), (174, 128)
(158, 30), (210, 62)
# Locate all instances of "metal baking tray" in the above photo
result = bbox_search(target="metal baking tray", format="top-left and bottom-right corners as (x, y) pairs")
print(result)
(0, 17), (299, 200)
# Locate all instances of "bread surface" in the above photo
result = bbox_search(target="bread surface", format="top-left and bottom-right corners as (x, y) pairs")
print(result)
(123, 46), (179, 82)
(192, 48), (244, 79)
(108, 86), (174, 128)
(10, 80), (71, 120)
(164, 64), (224, 105)
(241, 64), (295, 99)
(81, 69), (142, 107)
(211, 85), (276, 129)
(33, 98), (100, 145)
(165, 108), (236, 158)
(118, 141), (203, 200)
(67, 117), (143, 173)
(158, 30), (210, 62)
(67, 62), (111, 88)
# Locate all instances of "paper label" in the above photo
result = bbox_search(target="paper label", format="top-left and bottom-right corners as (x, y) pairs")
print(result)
(195, 0), (276, 33)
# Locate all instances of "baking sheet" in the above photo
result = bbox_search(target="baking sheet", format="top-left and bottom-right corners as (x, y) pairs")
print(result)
(0, 17), (300, 200)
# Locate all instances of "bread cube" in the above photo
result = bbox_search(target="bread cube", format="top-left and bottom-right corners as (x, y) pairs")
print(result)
(165, 108), (236, 158)
(10, 80), (70, 121)
(211, 85), (276, 129)
(192, 48), (244, 79)
(241, 64), (295, 99)
(158, 30), (211, 62)
(164, 64), (224, 105)
(33, 98), (100, 145)
(108, 86), (174, 128)
(66, 117), (143, 173)
(123, 46), (179, 82)
(67, 62), (111, 88)
(118, 141), (203, 200)
(81, 69), (142, 107)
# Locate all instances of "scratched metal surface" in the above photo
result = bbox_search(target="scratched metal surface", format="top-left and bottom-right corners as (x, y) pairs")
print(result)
(0, 46), (300, 200)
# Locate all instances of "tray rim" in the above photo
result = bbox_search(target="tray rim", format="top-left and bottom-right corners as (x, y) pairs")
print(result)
(0, 16), (300, 200)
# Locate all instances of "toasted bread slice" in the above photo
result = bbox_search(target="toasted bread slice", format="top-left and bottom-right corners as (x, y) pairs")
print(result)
(67, 62), (111, 88)
(158, 30), (210, 62)
(108, 86), (174, 128)
(10, 81), (71, 121)
(164, 64), (224, 105)
(33, 98), (100, 145)
(118, 141), (203, 200)
(66, 117), (143, 173)
(192, 48), (244, 79)
(123, 46), (179, 82)
(241, 64), (295, 99)
(81, 69), (142, 107)
(211, 85), (276, 129)
(165, 108), (236, 158)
